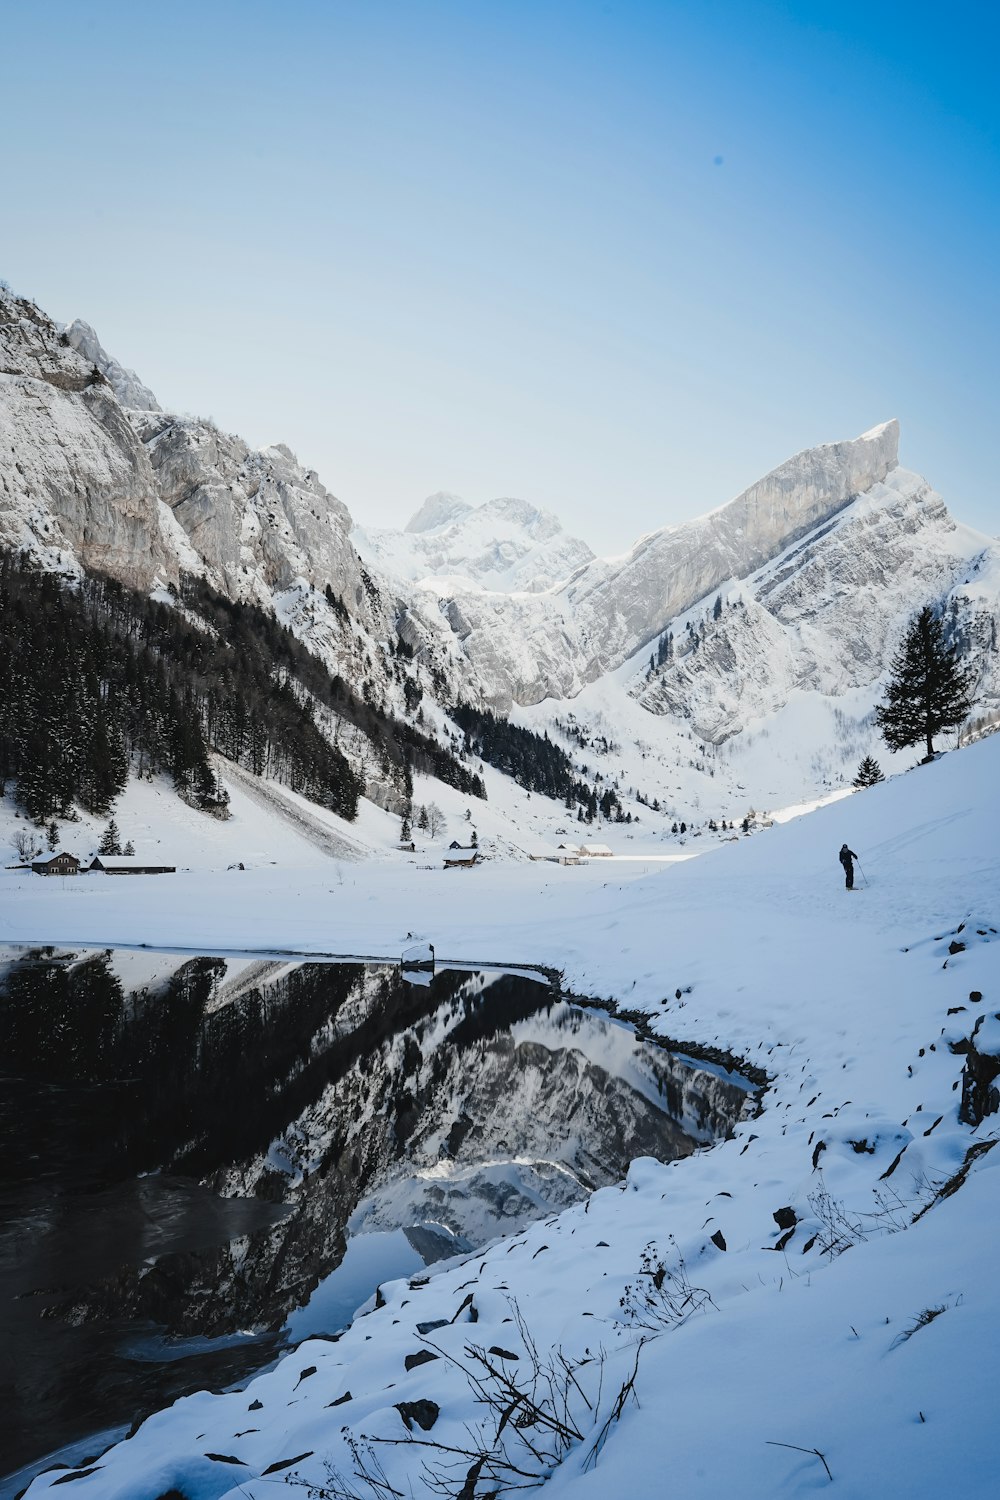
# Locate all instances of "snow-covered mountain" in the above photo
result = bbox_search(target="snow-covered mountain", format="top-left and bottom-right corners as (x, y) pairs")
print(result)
(629, 463), (999, 745)
(3, 283), (999, 828)
(406, 421), (998, 719)
(355, 493), (595, 594)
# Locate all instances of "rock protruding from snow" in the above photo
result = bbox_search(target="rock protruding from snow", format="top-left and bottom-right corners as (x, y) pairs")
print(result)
(64, 319), (161, 412)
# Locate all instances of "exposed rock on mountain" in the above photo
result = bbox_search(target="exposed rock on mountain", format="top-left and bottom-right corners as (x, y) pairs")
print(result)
(134, 412), (373, 613)
(0, 290), (489, 816)
(3, 284), (998, 821)
(633, 466), (998, 744)
(432, 422), (907, 707)
(0, 294), (172, 589)
(0, 288), (403, 708)
(64, 318), (161, 412)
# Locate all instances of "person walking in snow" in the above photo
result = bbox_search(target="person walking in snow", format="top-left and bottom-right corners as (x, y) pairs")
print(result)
(838, 843), (859, 890)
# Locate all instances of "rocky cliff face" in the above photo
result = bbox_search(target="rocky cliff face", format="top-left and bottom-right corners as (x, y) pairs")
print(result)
(0, 294), (173, 589)
(433, 422), (906, 709)
(634, 466), (999, 744)
(3, 286), (997, 807)
(0, 289), (409, 735)
(64, 318), (161, 412)
(134, 412), (372, 610)
(0, 289), (394, 638)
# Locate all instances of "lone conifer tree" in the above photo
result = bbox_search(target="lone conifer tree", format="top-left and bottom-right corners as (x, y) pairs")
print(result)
(98, 817), (121, 856)
(852, 755), (884, 789)
(875, 607), (975, 760)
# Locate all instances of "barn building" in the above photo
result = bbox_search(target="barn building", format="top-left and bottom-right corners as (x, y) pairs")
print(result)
(86, 856), (176, 875)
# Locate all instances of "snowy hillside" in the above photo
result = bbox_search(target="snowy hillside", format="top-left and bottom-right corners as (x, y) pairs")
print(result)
(8, 718), (1000, 1499)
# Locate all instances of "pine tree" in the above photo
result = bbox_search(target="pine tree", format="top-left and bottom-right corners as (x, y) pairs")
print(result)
(46, 819), (59, 851)
(875, 606), (975, 760)
(853, 755), (885, 789)
(401, 812), (411, 842)
(98, 817), (121, 855)
(123, 840), (135, 856)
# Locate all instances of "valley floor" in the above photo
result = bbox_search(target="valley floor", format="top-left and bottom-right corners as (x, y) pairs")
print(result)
(3, 737), (1000, 1498)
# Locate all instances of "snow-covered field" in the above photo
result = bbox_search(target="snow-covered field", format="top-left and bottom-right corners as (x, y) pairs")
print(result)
(4, 734), (1000, 1498)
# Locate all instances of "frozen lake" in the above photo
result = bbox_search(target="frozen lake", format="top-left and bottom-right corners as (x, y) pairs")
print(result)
(0, 944), (749, 1485)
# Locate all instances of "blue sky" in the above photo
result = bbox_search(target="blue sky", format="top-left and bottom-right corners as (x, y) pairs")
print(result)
(2, 0), (997, 550)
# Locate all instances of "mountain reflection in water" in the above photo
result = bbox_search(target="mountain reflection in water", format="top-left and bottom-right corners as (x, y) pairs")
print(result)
(0, 945), (749, 1480)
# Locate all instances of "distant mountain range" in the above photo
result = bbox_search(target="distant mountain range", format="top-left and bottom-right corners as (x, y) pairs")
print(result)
(2, 284), (997, 824)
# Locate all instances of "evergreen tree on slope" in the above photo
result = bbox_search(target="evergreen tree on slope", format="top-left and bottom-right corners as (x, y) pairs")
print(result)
(98, 817), (122, 856)
(853, 755), (885, 789)
(875, 606), (975, 761)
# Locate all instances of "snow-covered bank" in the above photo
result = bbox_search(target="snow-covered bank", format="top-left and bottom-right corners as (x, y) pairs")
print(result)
(9, 735), (1000, 1498)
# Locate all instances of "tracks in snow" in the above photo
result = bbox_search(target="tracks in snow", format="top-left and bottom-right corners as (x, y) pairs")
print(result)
(216, 756), (371, 863)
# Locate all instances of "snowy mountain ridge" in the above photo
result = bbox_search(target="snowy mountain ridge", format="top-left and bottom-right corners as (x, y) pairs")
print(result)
(354, 492), (595, 595)
(628, 464), (997, 745)
(2, 283), (999, 826)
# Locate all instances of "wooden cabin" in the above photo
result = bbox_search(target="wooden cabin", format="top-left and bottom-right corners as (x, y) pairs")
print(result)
(31, 851), (81, 876)
(443, 846), (479, 869)
(580, 842), (613, 857)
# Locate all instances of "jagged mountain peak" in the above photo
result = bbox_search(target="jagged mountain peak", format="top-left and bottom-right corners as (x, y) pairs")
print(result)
(405, 491), (473, 533)
(358, 491), (595, 596)
(3, 285), (998, 827)
(63, 319), (161, 412)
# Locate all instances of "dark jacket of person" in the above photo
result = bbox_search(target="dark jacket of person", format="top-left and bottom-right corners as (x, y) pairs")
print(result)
(839, 844), (858, 868)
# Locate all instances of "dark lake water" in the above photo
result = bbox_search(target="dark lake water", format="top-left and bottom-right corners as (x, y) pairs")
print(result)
(0, 944), (750, 1486)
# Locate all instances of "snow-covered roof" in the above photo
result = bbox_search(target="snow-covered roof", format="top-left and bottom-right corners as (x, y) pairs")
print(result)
(580, 842), (613, 855)
(443, 846), (478, 860)
(90, 855), (175, 869)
